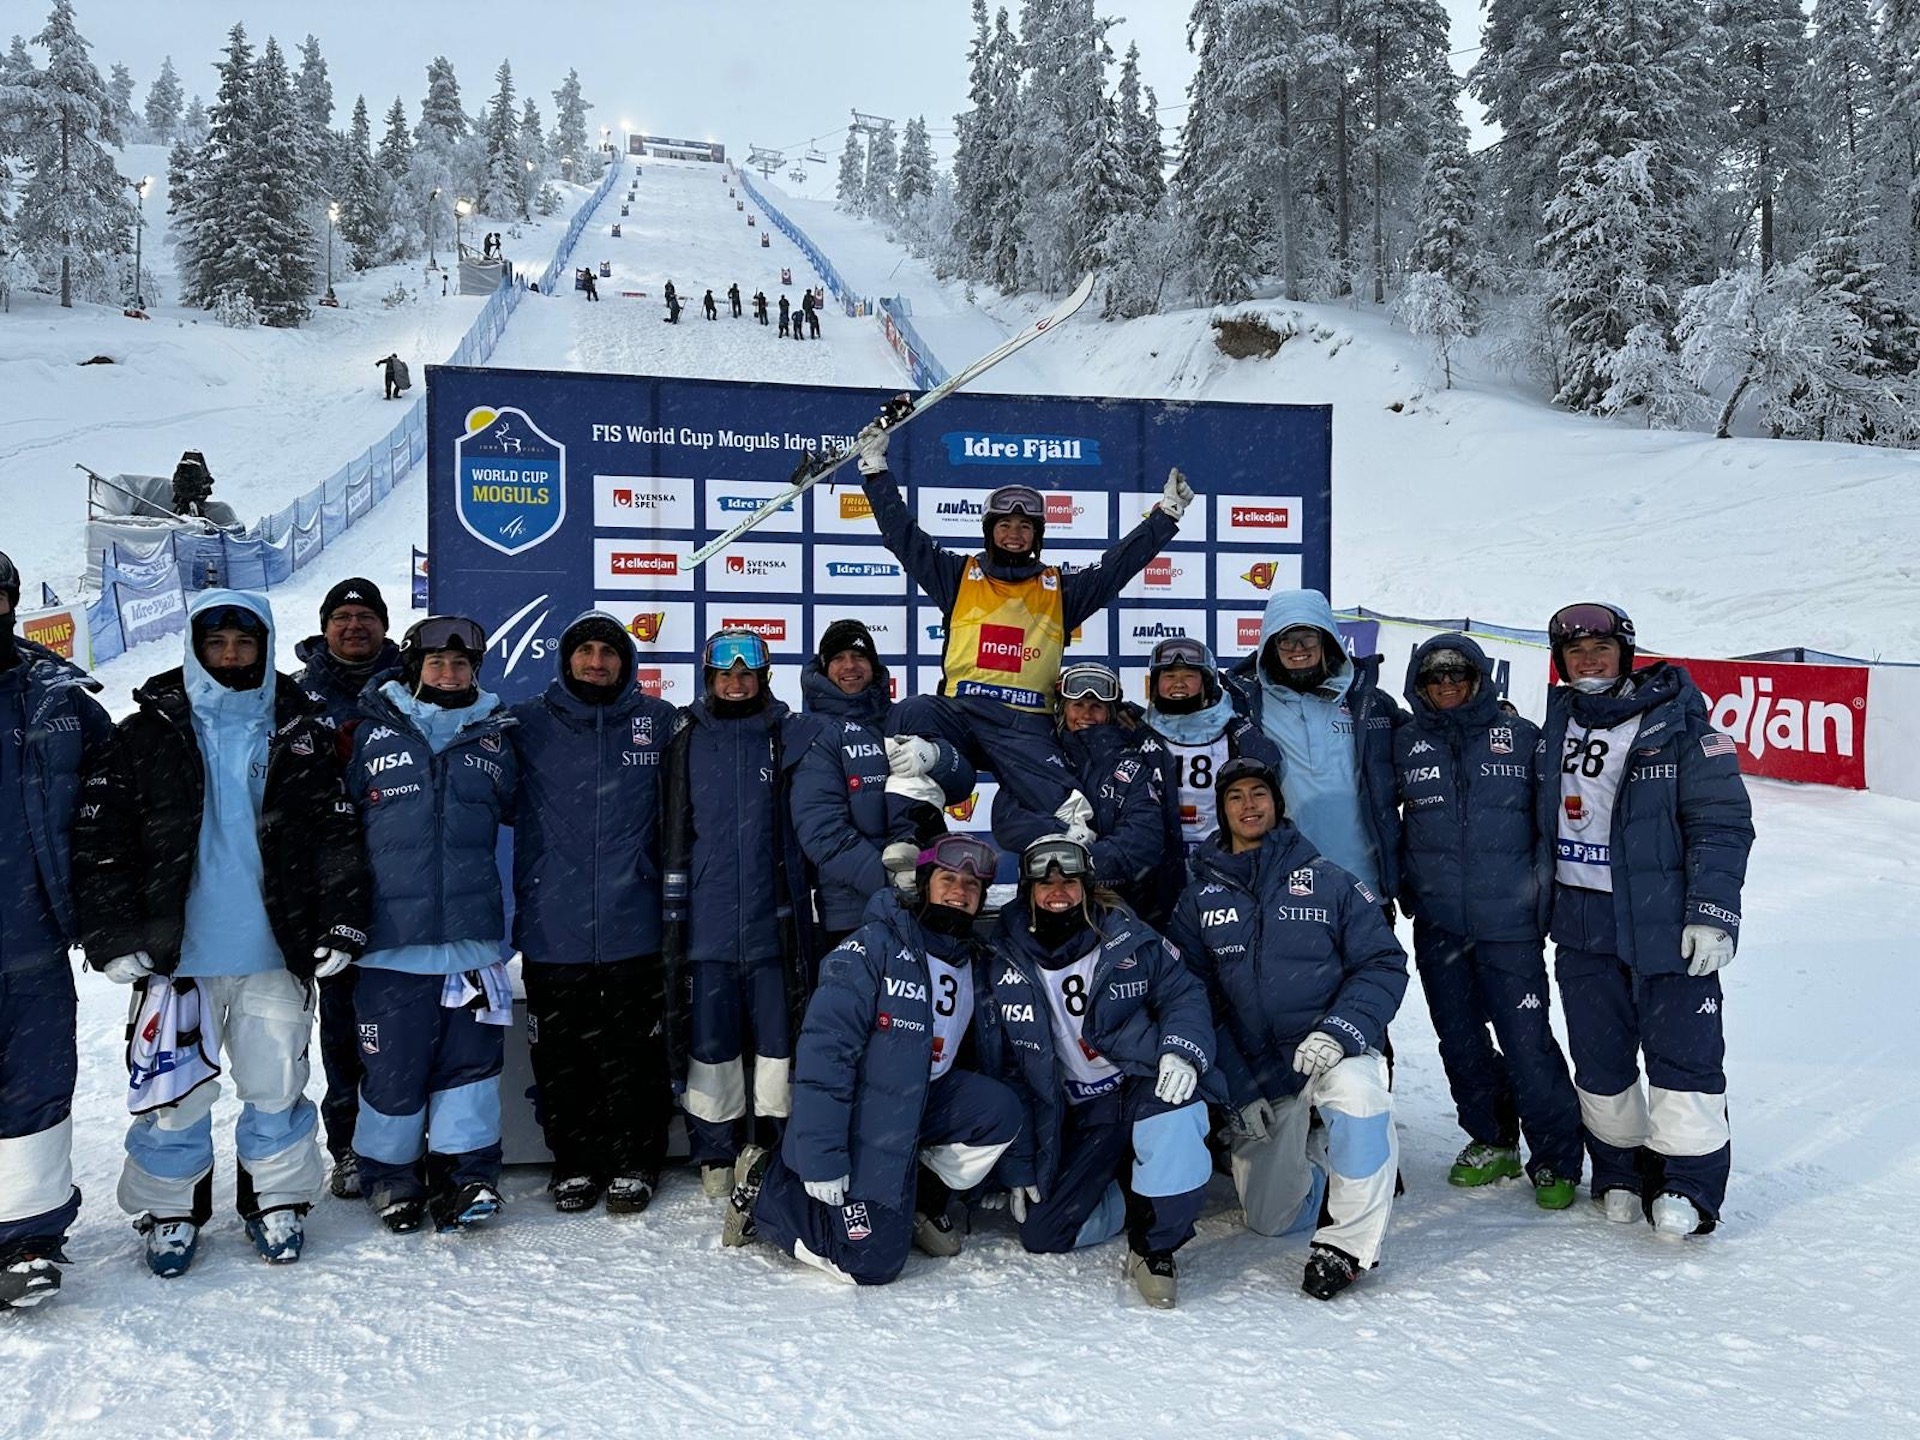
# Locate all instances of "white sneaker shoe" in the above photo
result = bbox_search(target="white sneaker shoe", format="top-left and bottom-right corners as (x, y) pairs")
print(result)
(1600, 1189), (1642, 1224)
(1651, 1192), (1701, 1237)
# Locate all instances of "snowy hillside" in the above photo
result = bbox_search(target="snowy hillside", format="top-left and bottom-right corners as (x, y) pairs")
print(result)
(5, 157), (1920, 1438)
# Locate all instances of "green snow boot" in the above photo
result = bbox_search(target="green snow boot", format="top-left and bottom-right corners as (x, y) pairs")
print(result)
(1448, 1142), (1523, 1187)
(1532, 1167), (1579, 1210)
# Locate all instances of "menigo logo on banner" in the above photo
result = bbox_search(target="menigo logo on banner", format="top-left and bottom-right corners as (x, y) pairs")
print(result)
(632, 663), (697, 702)
(703, 605), (806, 653)
(814, 545), (908, 596)
(594, 475), (695, 530)
(1678, 658), (1868, 789)
(456, 407), (565, 556)
(1217, 553), (1303, 601)
(1220, 613), (1267, 659)
(1216, 495), (1303, 543)
(1119, 612), (1209, 657)
(594, 600), (697, 654)
(595, 538), (693, 592)
(1120, 552), (1207, 601)
(706, 480), (801, 535)
(708, 543), (800, 592)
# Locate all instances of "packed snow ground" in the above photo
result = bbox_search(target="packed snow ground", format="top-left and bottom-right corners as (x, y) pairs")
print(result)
(4, 155), (1919, 1438)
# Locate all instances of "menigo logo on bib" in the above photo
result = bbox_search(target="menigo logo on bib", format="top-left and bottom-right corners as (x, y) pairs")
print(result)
(977, 624), (1038, 673)
(1676, 657), (1867, 789)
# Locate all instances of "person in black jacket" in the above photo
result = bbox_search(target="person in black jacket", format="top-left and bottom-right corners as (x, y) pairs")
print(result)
(0, 552), (112, 1311)
(662, 629), (816, 1201)
(777, 294), (790, 337)
(703, 289), (718, 321)
(74, 590), (369, 1277)
(292, 576), (399, 1201)
(803, 288), (820, 338)
(728, 282), (742, 318)
(753, 290), (769, 325)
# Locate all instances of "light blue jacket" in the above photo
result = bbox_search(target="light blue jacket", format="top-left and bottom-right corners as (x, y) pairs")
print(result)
(178, 589), (280, 977)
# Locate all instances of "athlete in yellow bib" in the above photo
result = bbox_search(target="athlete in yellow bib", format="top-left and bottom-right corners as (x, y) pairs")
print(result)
(851, 414), (1195, 860)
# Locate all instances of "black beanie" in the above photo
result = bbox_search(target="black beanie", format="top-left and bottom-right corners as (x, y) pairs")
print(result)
(320, 577), (389, 628)
(559, 612), (633, 701)
(818, 618), (878, 670)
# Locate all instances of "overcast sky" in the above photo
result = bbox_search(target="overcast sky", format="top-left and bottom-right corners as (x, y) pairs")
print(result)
(64, 1), (1489, 164)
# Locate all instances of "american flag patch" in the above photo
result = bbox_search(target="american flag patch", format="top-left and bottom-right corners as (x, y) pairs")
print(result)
(842, 1202), (872, 1241)
(1700, 732), (1737, 759)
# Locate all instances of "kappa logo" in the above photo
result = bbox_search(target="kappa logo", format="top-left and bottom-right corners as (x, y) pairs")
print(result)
(996, 967), (1027, 988)
(1517, 993), (1543, 1010)
(1409, 740), (1434, 756)
(1289, 869), (1314, 897)
(1697, 996), (1720, 1015)
(367, 726), (398, 743)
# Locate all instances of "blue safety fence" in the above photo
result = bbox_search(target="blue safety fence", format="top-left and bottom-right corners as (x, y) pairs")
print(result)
(84, 158), (625, 667)
(737, 170), (950, 387)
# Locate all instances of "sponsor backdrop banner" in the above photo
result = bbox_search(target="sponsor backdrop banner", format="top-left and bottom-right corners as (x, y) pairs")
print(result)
(17, 604), (86, 664)
(1647, 655), (1868, 789)
(428, 366), (1332, 712)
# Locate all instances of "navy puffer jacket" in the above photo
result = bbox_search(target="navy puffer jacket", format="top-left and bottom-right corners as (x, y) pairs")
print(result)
(1166, 822), (1407, 1107)
(1395, 633), (1547, 941)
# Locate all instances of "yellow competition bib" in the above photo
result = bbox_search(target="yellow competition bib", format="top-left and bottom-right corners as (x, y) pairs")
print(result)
(942, 560), (1067, 711)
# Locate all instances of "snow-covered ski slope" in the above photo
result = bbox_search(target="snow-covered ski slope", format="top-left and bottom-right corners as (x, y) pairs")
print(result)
(5, 159), (1920, 1439)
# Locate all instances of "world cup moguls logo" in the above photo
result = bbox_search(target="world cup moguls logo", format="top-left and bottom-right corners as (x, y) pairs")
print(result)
(455, 406), (566, 556)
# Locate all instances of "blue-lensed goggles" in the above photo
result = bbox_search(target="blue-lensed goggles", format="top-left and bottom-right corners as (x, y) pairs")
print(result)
(704, 630), (771, 670)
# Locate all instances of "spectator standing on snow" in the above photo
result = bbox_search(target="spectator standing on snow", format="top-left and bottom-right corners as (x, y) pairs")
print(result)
(664, 280), (678, 323)
(0, 552), (111, 1311)
(662, 630), (816, 1203)
(804, 289), (821, 338)
(510, 613), (681, 1218)
(345, 616), (517, 1237)
(75, 591), (368, 1277)
(1166, 758), (1407, 1302)
(777, 295), (790, 337)
(703, 289), (718, 320)
(1394, 634), (1583, 1210)
(377, 354), (402, 400)
(1538, 602), (1753, 1239)
(293, 578), (401, 1202)
(728, 282), (742, 318)
(583, 271), (599, 302)
(753, 290), (769, 325)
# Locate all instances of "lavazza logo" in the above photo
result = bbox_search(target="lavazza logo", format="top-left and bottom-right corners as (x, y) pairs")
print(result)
(1131, 621), (1189, 641)
(611, 552), (678, 576)
(722, 617), (787, 640)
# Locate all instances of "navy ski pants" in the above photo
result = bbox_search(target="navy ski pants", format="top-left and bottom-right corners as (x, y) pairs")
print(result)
(1413, 919), (1583, 1179)
(682, 960), (793, 1166)
(888, 694), (1073, 842)
(316, 966), (361, 1160)
(0, 962), (81, 1259)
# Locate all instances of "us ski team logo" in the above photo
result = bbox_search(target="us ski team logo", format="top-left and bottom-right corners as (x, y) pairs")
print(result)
(1490, 727), (1514, 755)
(456, 406), (566, 556)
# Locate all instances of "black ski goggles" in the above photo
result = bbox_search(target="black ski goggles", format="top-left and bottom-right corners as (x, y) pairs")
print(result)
(918, 834), (999, 879)
(195, 605), (266, 636)
(1421, 665), (1477, 687)
(405, 615), (487, 654)
(1058, 663), (1121, 703)
(985, 485), (1045, 520)
(1149, 637), (1210, 671)
(1021, 836), (1093, 882)
(704, 630), (771, 670)
(1548, 603), (1630, 644)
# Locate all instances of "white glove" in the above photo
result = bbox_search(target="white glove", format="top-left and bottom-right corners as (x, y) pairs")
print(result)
(312, 947), (353, 980)
(886, 735), (939, 779)
(1292, 1030), (1345, 1079)
(1239, 1097), (1277, 1142)
(1009, 1184), (1042, 1224)
(102, 950), (154, 985)
(1681, 924), (1735, 977)
(1159, 466), (1194, 521)
(855, 422), (890, 476)
(1054, 790), (1094, 832)
(885, 772), (947, 808)
(805, 1175), (849, 1207)
(1154, 1053), (1198, 1106)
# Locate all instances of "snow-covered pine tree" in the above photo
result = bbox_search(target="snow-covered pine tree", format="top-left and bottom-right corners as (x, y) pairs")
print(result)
(247, 36), (318, 325)
(1397, 99), (1488, 383)
(0, 40), (30, 269)
(478, 60), (524, 220)
(549, 69), (590, 178)
(14, 0), (128, 307)
(143, 55), (182, 141)
(1701, 0), (1814, 275)
(181, 94), (207, 143)
(951, 0), (994, 273)
(1116, 42), (1165, 211)
(338, 94), (382, 269)
(107, 61), (136, 137)
(172, 23), (254, 310)
(1056, 0), (1129, 285)
(377, 97), (411, 180)
(865, 118), (900, 224)
(1878, 0), (1920, 288)
(837, 125), (865, 212)
(295, 34), (337, 196)
(519, 97), (546, 184)
(897, 115), (935, 211)
(1346, 0), (1455, 302)
(1468, 0), (1569, 262)
(418, 57), (467, 144)
(1535, 0), (1705, 412)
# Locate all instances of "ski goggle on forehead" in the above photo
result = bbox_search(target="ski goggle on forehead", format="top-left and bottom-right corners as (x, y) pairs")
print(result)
(1149, 637), (1209, 671)
(1022, 837), (1092, 882)
(918, 834), (999, 879)
(1058, 664), (1121, 703)
(986, 485), (1045, 520)
(703, 631), (770, 670)
(407, 615), (486, 653)
(1548, 603), (1629, 644)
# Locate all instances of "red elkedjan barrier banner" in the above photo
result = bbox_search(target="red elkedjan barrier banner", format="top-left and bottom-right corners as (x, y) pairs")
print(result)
(1652, 657), (1869, 789)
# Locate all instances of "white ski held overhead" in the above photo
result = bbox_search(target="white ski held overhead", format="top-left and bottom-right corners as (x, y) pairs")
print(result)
(687, 273), (1097, 569)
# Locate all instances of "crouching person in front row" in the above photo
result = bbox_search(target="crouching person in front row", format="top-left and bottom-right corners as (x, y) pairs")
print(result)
(1167, 757), (1408, 1301)
(346, 616), (518, 1235)
(724, 835), (1023, 1282)
(990, 835), (1219, 1309)
(75, 591), (368, 1275)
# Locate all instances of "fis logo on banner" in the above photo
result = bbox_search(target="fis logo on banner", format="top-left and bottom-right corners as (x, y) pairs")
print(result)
(942, 431), (1101, 466)
(455, 406), (565, 556)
